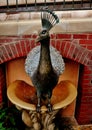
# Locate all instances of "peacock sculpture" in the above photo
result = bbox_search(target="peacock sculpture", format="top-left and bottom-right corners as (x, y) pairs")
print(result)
(25, 9), (65, 112)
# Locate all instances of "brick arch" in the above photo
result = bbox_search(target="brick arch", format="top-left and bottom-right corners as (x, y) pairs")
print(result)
(0, 38), (91, 66)
(0, 39), (37, 64)
(53, 40), (91, 66)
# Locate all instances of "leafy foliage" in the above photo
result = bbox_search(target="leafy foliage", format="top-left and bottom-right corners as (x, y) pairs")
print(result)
(0, 106), (25, 130)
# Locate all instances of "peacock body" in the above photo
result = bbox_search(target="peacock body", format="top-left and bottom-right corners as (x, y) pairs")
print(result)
(25, 9), (65, 112)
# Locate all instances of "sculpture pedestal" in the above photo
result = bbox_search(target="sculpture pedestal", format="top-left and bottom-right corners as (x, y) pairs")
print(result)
(22, 109), (59, 130)
(7, 80), (77, 130)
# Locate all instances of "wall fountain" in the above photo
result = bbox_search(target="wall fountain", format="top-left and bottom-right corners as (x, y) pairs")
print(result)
(7, 9), (77, 130)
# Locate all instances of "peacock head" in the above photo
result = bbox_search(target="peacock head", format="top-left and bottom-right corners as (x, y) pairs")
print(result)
(36, 9), (59, 43)
(36, 29), (49, 42)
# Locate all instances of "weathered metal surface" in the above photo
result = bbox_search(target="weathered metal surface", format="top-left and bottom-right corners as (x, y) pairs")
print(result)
(0, 0), (92, 13)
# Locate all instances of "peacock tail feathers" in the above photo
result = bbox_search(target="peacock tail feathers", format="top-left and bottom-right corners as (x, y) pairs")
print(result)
(25, 46), (65, 77)
(41, 9), (59, 31)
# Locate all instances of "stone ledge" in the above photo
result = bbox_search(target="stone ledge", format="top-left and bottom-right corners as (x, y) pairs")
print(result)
(0, 10), (92, 21)
(0, 18), (92, 36)
(0, 10), (92, 35)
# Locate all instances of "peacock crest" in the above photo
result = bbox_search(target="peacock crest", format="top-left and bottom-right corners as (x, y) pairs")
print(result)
(41, 9), (59, 31)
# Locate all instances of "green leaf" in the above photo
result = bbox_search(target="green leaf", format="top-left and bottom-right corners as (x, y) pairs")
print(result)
(9, 117), (16, 126)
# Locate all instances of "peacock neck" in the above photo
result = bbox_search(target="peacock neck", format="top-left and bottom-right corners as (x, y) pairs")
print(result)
(38, 37), (53, 73)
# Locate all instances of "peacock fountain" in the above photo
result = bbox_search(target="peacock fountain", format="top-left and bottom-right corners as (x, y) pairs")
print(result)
(7, 9), (77, 130)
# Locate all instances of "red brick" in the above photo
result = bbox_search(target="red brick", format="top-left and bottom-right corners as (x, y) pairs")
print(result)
(25, 39), (32, 53)
(77, 119), (90, 125)
(84, 66), (91, 70)
(82, 84), (92, 89)
(88, 34), (92, 39)
(22, 35), (32, 39)
(78, 114), (90, 119)
(81, 45), (87, 48)
(82, 79), (91, 84)
(83, 74), (92, 79)
(73, 34), (87, 39)
(32, 34), (37, 39)
(56, 34), (72, 39)
(24, 40), (29, 54)
(80, 109), (90, 116)
(87, 51), (92, 60)
(0, 65), (6, 105)
(0, 39), (12, 44)
(10, 44), (19, 58)
(55, 40), (61, 51)
(68, 43), (76, 58)
(69, 43), (76, 52)
(84, 67), (92, 74)
(7, 36), (19, 39)
(82, 92), (92, 97)
(79, 50), (89, 64)
(50, 34), (56, 39)
(0, 36), (19, 44)
(80, 104), (92, 110)
(51, 40), (56, 48)
(0, 55), (6, 63)
(0, 46), (9, 62)
(78, 116), (91, 122)
(15, 42), (23, 57)
(5, 44), (13, 58)
(64, 42), (71, 57)
(75, 50), (83, 62)
(87, 109), (92, 114)
(20, 40), (27, 55)
(26, 40), (31, 52)
(82, 87), (92, 94)
(30, 40), (36, 49)
(87, 45), (92, 50)
(4, 36), (19, 42)
(79, 40), (92, 45)
(82, 80), (92, 87)
(0, 46), (9, 60)
(60, 41), (66, 55)
(73, 46), (80, 56)
(87, 60), (92, 66)
(81, 96), (92, 103)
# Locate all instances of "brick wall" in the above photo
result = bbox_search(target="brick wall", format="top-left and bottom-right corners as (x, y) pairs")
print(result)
(0, 33), (92, 124)
(0, 64), (6, 107)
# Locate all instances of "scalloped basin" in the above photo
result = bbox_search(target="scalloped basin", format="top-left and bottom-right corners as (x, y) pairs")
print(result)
(7, 80), (77, 111)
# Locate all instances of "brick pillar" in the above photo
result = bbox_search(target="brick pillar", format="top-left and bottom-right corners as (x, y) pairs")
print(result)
(75, 65), (92, 124)
(0, 64), (6, 107)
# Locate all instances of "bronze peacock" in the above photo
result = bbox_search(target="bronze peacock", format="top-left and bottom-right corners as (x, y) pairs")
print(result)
(25, 9), (65, 112)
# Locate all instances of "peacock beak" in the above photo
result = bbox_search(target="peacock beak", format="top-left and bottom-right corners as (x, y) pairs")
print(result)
(36, 35), (41, 43)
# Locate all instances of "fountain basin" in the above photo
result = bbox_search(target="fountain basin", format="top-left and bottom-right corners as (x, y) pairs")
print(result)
(7, 80), (77, 112)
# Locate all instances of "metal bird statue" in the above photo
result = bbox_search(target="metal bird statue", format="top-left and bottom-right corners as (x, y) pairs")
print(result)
(25, 9), (65, 112)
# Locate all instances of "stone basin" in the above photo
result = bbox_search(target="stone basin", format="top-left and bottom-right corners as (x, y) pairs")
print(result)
(7, 80), (77, 112)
